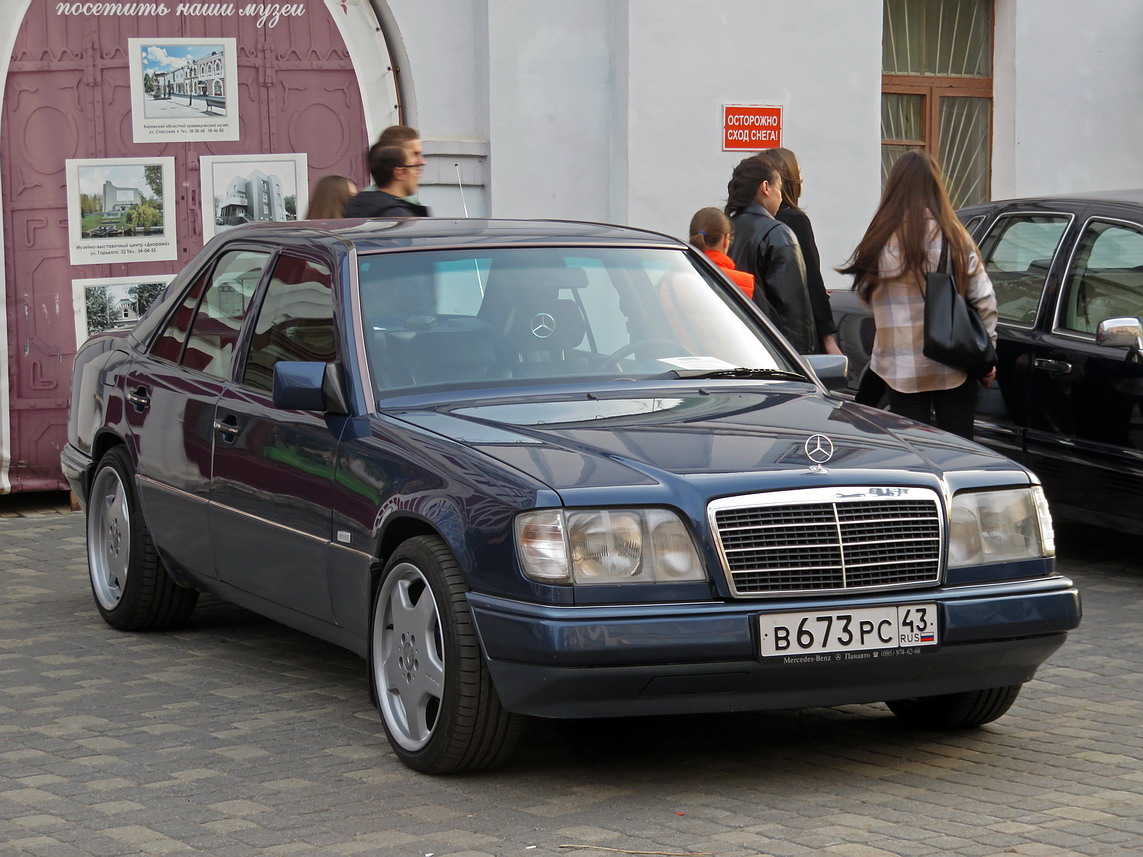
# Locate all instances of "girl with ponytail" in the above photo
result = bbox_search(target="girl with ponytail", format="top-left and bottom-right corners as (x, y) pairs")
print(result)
(688, 207), (754, 300)
(724, 153), (815, 352)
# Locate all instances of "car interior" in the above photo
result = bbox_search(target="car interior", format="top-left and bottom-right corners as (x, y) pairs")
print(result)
(357, 247), (782, 397)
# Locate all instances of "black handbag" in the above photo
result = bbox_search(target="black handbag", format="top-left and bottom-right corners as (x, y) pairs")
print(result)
(922, 238), (997, 377)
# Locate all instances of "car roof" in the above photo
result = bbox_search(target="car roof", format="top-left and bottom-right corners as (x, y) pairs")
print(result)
(979, 189), (1143, 208)
(213, 217), (688, 254)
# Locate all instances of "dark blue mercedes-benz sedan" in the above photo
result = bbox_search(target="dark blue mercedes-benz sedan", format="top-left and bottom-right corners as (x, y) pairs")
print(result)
(63, 218), (1080, 773)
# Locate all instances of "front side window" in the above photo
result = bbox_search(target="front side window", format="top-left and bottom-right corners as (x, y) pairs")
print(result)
(241, 255), (336, 392)
(357, 247), (795, 397)
(1059, 220), (1143, 335)
(979, 214), (1070, 324)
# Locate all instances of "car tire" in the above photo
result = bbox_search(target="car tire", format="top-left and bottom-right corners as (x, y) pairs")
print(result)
(371, 535), (522, 774)
(886, 684), (1022, 729)
(86, 446), (198, 631)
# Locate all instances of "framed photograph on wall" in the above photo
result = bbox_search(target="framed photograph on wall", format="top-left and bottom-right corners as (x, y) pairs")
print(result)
(129, 37), (239, 143)
(65, 157), (177, 265)
(71, 275), (175, 346)
(200, 153), (309, 241)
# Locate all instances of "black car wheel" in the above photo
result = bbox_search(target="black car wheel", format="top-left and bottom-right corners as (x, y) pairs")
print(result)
(371, 535), (521, 774)
(887, 685), (1022, 729)
(86, 446), (198, 630)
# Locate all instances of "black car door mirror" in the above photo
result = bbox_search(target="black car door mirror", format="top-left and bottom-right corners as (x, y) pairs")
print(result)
(272, 361), (350, 415)
(804, 354), (849, 391)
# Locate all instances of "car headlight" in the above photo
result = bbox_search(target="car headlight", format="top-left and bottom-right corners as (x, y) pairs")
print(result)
(948, 486), (1055, 567)
(515, 508), (707, 585)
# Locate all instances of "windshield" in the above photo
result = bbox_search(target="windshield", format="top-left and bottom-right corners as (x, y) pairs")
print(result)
(356, 245), (798, 397)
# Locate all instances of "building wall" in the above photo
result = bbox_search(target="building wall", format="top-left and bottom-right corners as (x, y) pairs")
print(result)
(618, 0), (883, 289)
(386, 0), (1140, 286)
(387, 0), (885, 288)
(993, 0), (1143, 200)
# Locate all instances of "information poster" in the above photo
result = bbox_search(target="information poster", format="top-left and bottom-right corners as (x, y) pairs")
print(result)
(200, 153), (309, 241)
(129, 37), (240, 143)
(71, 275), (175, 345)
(65, 157), (178, 265)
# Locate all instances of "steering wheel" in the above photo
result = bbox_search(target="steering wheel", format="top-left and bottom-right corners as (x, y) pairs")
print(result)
(600, 338), (694, 371)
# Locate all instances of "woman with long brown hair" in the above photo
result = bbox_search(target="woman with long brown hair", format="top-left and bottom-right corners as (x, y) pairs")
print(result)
(837, 151), (997, 439)
(306, 174), (357, 219)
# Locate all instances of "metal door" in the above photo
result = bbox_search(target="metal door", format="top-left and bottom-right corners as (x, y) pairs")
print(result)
(2, 1), (369, 491)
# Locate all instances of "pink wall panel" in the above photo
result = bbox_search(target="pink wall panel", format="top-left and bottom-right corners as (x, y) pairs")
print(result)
(2, 1), (368, 491)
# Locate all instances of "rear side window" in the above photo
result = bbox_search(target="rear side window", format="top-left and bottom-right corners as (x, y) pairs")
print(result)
(979, 215), (1070, 325)
(1059, 220), (1143, 334)
(150, 249), (270, 377)
(960, 214), (986, 238)
(241, 255), (337, 392)
(151, 271), (208, 364)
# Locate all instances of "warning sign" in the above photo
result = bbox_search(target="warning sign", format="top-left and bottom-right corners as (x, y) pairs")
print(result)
(723, 104), (783, 151)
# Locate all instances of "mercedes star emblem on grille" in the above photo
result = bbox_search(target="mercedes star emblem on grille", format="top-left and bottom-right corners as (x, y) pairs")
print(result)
(804, 434), (835, 465)
(530, 312), (556, 338)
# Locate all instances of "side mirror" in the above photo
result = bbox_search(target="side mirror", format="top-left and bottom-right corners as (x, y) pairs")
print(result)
(1096, 316), (1143, 354)
(803, 354), (849, 392)
(272, 361), (350, 414)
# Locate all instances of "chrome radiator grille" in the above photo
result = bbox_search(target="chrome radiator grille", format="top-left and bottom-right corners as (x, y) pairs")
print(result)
(710, 488), (943, 597)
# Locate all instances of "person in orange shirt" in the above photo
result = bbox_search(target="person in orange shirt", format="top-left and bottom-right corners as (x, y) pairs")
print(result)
(687, 207), (755, 300)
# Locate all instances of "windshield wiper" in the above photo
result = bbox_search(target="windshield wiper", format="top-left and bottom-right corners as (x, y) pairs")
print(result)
(666, 367), (807, 381)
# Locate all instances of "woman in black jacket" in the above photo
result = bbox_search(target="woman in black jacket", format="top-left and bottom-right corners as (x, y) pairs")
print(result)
(725, 154), (815, 353)
(769, 148), (842, 355)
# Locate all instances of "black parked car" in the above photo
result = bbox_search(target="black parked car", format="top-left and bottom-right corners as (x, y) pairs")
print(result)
(831, 191), (1143, 536)
(63, 218), (1078, 773)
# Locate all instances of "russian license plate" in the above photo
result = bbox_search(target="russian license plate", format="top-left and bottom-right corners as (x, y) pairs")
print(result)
(759, 604), (938, 658)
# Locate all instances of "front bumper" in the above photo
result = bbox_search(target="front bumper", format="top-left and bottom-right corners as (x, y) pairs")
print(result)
(468, 576), (1081, 718)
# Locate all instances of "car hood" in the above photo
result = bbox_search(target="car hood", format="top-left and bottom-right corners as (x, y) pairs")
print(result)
(390, 384), (1026, 499)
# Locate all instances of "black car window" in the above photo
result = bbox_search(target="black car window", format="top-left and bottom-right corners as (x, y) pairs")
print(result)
(151, 270), (209, 364)
(961, 214), (986, 238)
(980, 214), (1070, 325)
(241, 254), (336, 392)
(179, 250), (270, 378)
(1060, 219), (1143, 335)
(357, 246), (791, 395)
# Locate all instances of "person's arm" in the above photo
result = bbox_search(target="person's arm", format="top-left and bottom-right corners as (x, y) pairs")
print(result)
(762, 237), (816, 353)
(965, 249), (999, 342)
(965, 248), (999, 383)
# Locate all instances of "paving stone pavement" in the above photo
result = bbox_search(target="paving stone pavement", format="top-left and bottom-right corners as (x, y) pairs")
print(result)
(1, 492), (1141, 857)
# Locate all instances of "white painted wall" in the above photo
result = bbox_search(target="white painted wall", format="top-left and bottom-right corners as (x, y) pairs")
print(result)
(383, 0), (1142, 283)
(385, 0), (884, 288)
(993, 0), (1143, 199)
(386, 0), (492, 216)
(485, 0), (617, 221)
(619, 0), (884, 289)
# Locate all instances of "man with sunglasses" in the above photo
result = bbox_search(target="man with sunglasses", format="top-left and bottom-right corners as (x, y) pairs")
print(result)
(345, 143), (430, 218)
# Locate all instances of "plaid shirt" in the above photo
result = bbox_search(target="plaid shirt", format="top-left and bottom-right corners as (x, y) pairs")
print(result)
(860, 224), (998, 393)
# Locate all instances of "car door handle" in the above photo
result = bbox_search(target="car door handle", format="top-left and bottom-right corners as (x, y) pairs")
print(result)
(126, 387), (150, 411)
(1033, 358), (1073, 375)
(213, 414), (241, 439)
